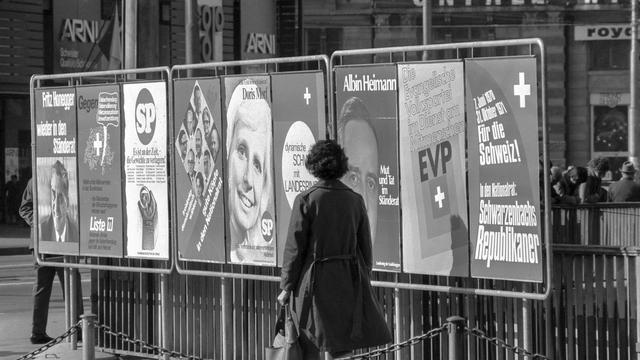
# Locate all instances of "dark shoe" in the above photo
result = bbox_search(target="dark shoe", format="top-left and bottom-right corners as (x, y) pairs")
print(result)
(30, 334), (53, 344)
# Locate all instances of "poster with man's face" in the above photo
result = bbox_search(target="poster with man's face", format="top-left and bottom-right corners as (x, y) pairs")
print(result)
(122, 82), (169, 260)
(77, 84), (124, 258)
(334, 65), (401, 272)
(34, 87), (80, 255)
(174, 78), (226, 263)
(223, 75), (276, 266)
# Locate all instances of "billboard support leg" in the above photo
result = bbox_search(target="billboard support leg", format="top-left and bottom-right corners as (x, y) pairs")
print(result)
(64, 258), (71, 342)
(394, 286), (401, 347)
(70, 266), (78, 349)
(160, 273), (170, 360)
(221, 277), (231, 360)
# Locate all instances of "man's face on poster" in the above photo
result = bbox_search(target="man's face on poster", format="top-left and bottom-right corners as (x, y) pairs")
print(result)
(203, 111), (211, 135)
(210, 127), (220, 161)
(197, 175), (204, 196)
(341, 119), (379, 242)
(179, 131), (188, 159)
(194, 87), (202, 111)
(203, 152), (211, 177)
(51, 170), (69, 234)
(187, 151), (195, 174)
(195, 129), (203, 157)
(186, 109), (195, 135)
(228, 107), (268, 231)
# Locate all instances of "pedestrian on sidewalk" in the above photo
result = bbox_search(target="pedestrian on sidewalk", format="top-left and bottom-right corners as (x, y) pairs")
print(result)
(4, 174), (20, 224)
(608, 161), (640, 202)
(19, 177), (83, 344)
(279, 140), (392, 360)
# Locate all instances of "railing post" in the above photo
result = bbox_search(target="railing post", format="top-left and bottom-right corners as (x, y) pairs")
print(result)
(447, 316), (465, 360)
(160, 273), (171, 360)
(81, 312), (96, 360)
(70, 266), (78, 350)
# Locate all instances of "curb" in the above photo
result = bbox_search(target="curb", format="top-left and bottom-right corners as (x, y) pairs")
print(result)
(0, 246), (30, 256)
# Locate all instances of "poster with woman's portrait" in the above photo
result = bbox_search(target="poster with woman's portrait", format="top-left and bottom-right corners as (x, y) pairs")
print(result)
(174, 78), (226, 263)
(223, 75), (276, 266)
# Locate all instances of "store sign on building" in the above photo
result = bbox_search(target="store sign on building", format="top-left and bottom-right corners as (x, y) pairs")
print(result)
(575, 24), (632, 41)
(240, 0), (276, 60)
(54, 1), (119, 73)
(199, 0), (223, 62)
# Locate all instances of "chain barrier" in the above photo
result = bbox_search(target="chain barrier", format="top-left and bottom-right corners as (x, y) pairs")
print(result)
(16, 322), (80, 360)
(465, 327), (552, 360)
(96, 323), (199, 360)
(15, 319), (552, 360)
(338, 323), (448, 359)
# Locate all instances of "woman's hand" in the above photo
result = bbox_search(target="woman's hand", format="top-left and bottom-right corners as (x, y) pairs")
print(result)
(277, 290), (291, 305)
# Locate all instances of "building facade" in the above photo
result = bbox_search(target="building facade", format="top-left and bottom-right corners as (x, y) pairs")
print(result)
(0, 0), (634, 216)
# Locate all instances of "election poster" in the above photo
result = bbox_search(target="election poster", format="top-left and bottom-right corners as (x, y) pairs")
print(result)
(465, 56), (543, 282)
(34, 87), (80, 255)
(398, 61), (468, 276)
(174, 78), (226, 263)
(122, 82), (169, 260)
(223, 75), (276, 266)
(271, 71), (325, 266)
(334, 65), (401, 272)
(77, 84), (124, 257)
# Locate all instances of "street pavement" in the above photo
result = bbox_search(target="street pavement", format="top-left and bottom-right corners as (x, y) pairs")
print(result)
(0, 224), (144, 360)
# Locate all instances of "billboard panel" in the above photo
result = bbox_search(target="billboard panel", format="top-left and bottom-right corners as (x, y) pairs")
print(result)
(122, 82), (169, 259)
(271, 71), (325, 266)
(223, 75), (276, 266)
(465, 57), (543, 282)
(77, 84), (124, 257)
(34, 87), (80, 255)
(397, 61), (468, 276)
(334, 65), (401, 272)
(174, 78), (226, 263)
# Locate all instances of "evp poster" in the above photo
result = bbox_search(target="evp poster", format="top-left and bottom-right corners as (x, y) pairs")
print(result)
(334, 65), (401, 272)
(122, 82), (169, 260)
(223, 75), (276, 266)
(34, 87), (79, 255)
(271, 71), (325, 266)
(76, 84), (124, 257)
(397, 61), (468, 276)
(465, 56), (543, 282)
(174, 78), (226, 263)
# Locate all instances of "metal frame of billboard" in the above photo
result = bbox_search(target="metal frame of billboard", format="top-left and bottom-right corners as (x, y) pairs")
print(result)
(170, 55), (330, 281)
(30, 67), (174, 275)
(330, 38), (551, 301)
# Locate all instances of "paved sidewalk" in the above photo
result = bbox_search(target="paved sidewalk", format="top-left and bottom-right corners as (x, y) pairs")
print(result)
(0, 223), (30, 256)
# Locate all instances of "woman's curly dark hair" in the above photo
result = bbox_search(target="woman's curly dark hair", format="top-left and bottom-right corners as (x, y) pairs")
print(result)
(305, 140), (349, 180)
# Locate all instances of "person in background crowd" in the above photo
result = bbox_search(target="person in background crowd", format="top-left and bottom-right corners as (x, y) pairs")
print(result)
(608, 161), (640, 202)
(279, 140), (392, 360)
(579, 157), (609, 203)
(4, 174), (20, 224)
(556, 166), (587, 205)
(20, 178), (83, 344)
(545, 165), (564, 204)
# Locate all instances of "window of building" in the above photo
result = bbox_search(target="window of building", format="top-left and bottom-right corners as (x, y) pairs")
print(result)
(589, 41), (630, 70)
(590, 93), (629, 180)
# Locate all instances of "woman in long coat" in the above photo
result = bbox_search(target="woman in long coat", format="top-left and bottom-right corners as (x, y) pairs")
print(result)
(278, 140), (392, 359)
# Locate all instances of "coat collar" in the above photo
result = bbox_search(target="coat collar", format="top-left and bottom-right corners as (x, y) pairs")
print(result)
(313, 179), (350, 190)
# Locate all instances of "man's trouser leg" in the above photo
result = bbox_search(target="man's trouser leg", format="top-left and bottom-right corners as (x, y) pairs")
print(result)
(32, 264), (63, 336)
